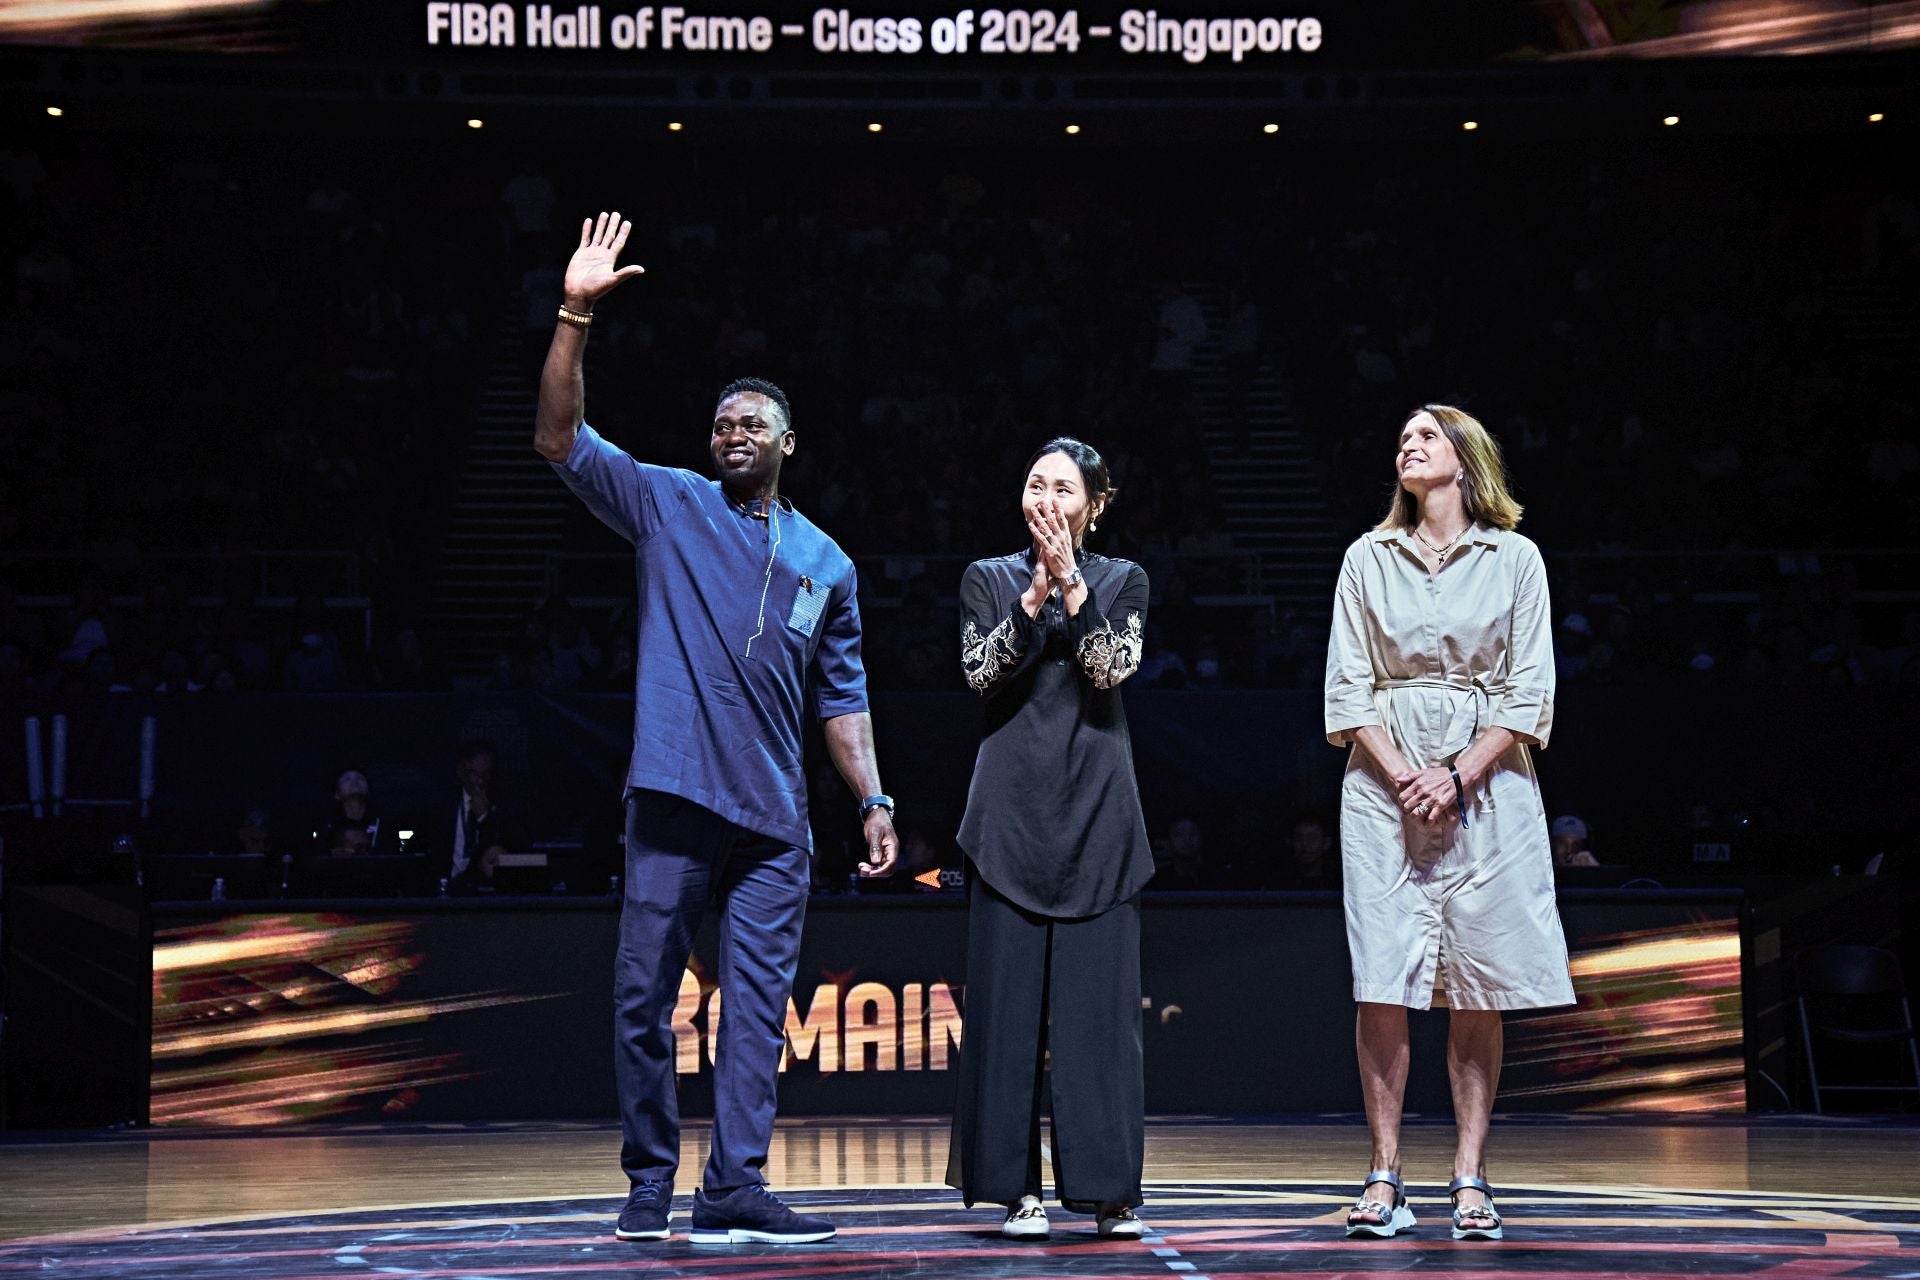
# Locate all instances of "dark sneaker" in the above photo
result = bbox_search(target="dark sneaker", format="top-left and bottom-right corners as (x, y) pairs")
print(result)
(689, 1184), (835, 1244)
(614, 1181), (672, 1241)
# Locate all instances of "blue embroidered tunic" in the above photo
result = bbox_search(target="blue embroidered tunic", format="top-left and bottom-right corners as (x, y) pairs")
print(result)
(552, 423), (868, 851)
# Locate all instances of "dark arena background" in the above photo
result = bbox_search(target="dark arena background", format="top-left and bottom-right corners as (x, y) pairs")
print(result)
(1, 0), (1918, 1275)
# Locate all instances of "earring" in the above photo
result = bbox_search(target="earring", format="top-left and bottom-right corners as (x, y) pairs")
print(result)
(1090, 521), (1098, 532)
(1456, 470), (1464, 480)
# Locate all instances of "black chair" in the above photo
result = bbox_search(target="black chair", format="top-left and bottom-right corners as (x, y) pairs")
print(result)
(1792, 944), (1920, 1114)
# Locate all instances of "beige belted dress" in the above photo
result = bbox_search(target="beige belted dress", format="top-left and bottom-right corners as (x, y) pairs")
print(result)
(1323, 524), (1575, 1011)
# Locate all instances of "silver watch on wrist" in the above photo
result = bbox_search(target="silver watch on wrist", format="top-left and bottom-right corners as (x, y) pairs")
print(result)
(1061, 567), (1084, 589)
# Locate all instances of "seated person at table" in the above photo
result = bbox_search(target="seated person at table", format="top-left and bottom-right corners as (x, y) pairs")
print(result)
(1148, 817), (1205, 890)
(442, 738), (525, 891)
(1550, 815), (1600, 868)
(1274, 816), (1339, 888)
(237, 807), (274, 856)
(319, 769), (386, 854)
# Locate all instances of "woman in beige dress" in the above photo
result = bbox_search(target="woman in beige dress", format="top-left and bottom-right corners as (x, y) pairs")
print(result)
(1323, 405), (1574, 1243)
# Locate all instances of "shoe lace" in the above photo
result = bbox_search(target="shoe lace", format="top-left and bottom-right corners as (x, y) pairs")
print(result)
(629, 1183), (666, 1207)
(742, 1184), (789, 1212)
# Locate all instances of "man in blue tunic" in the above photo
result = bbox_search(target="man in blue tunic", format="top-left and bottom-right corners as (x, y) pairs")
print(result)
(534, 211), (899, 1245)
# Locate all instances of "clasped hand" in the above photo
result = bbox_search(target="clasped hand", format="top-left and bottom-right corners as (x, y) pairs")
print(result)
(1393, 765), (1459, 826)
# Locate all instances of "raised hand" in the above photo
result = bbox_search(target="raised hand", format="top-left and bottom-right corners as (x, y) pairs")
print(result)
(563, 211), (645, 312)
(1026, 498), (1079, 585)
(1020, 555), (1051, 618)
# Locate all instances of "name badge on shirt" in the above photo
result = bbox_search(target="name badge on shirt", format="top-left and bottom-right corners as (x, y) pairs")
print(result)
(786, 577), (828, 637)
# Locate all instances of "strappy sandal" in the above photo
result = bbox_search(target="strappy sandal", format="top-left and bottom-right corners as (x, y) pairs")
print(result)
(1345, 1169), (1416, 1238)
(1448, 1175), (1504, 1241)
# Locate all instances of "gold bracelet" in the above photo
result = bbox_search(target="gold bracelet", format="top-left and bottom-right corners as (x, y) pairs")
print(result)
(557, 305), (593, 329)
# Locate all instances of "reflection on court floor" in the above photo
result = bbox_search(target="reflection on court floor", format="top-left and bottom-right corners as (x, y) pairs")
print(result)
(6, 1179), (1917, 1280)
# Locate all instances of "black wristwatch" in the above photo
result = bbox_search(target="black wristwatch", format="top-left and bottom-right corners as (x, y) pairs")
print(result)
(859, 794), (895, 821)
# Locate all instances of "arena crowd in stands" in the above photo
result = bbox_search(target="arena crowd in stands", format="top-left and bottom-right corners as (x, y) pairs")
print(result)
(1, 130), (1914, 704)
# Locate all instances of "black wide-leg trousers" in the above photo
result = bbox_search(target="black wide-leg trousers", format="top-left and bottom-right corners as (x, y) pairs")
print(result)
(947, 876), (1145, 1213)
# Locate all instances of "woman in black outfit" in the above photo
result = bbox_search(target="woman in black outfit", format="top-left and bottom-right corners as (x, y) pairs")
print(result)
(946, 438), (1155, 1241)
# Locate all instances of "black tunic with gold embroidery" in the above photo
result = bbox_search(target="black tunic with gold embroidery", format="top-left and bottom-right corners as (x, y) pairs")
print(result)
(956, 550), (1154, 919)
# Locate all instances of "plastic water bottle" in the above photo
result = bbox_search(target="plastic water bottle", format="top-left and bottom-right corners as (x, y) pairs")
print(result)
(438, 877), (450, 897)
(609, 874), (621, 897)
(210, 877), (226, 902)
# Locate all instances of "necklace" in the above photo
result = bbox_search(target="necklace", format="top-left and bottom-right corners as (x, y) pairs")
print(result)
(1414, 524), (1467, 556)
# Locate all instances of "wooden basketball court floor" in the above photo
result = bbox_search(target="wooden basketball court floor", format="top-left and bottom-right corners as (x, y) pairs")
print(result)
(3, 1115), (1918, 1278)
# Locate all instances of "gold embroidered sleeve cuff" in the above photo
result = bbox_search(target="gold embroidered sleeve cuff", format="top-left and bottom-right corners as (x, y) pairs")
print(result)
(961, 608), (1032, 695)
(1076, 611), (1145, 690)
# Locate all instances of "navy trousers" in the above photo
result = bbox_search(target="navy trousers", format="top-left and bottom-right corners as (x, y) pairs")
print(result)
(616, 788), (809, 1192)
